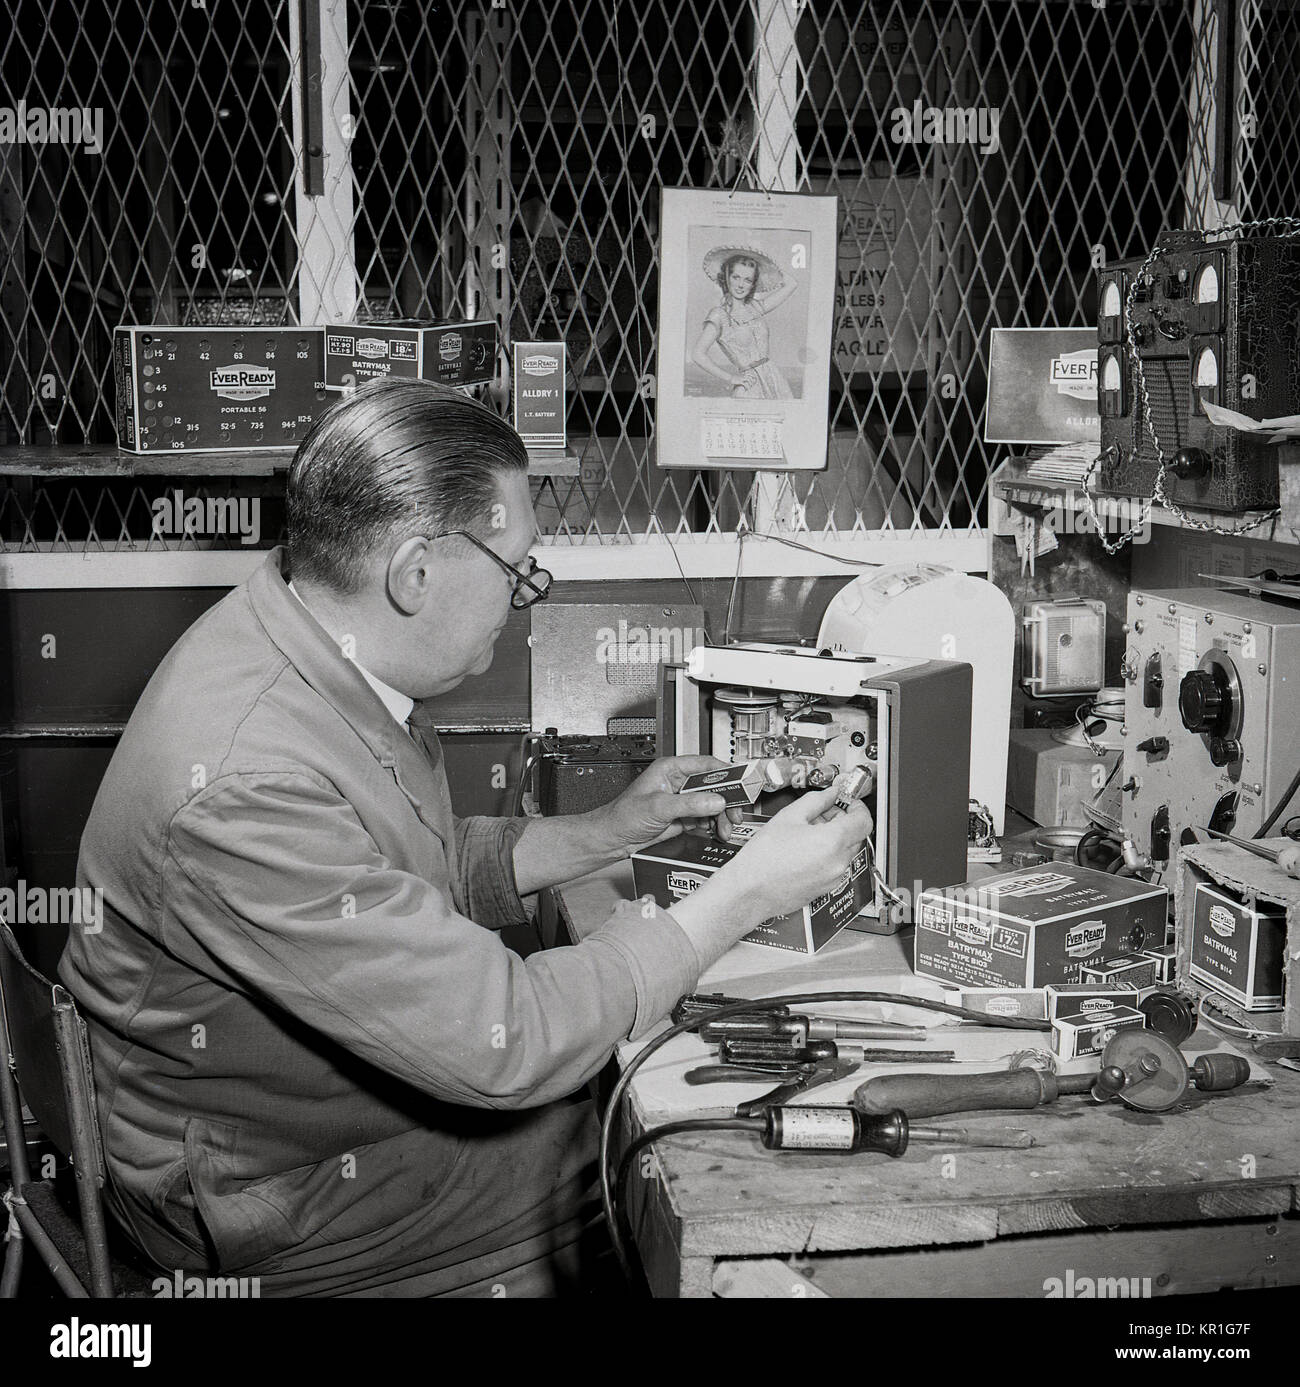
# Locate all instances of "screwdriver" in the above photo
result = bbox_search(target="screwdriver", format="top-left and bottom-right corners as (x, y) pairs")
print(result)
(757, 1106), (1033, 1153)
(700, 1012), (928, 1043)
(1205, 829), (1300, 879)
(722, 1037), (955, 1066)
(672, 992), (921, 1034)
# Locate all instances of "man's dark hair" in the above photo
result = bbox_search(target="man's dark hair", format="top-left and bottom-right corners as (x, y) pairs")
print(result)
(286, 378), (528, 594)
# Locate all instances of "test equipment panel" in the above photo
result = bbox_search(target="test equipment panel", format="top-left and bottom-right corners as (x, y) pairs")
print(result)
(1121, 588), (1300, 874)
(658, 644), (973, 931)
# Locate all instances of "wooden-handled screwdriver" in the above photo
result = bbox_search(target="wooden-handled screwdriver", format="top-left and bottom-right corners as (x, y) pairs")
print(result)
(1205, 829), (1300, 878)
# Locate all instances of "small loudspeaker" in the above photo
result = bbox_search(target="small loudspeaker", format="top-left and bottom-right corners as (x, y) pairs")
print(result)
(1020, 598), (1107, 698)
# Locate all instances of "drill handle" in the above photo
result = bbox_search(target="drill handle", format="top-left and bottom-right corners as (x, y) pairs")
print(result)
(852, 1068), (1060, 1118)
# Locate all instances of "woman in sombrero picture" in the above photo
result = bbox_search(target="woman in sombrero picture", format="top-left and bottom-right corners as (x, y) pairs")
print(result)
(691, 245), (799, 398)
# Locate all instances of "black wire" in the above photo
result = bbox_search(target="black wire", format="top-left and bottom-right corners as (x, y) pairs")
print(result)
(1075, 825), (1102, 866)
(614, 1117), (760, 1259)
(598, 988), (1050, 1286)
(1283, 816), (1300, 842)
(1256, 763), (1300, 838)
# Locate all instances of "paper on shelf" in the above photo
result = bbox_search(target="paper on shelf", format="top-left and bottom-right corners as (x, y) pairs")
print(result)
(1201, 400), (1300, 443)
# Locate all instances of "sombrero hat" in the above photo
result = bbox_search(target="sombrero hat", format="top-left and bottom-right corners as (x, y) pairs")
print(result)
(702, 245), (785, 293)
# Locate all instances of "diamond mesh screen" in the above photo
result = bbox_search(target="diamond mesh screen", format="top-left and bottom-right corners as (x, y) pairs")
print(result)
(2, 0), (1299, 552)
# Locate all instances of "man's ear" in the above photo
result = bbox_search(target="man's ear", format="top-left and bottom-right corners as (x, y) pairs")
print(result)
(387, 536), (434, 615)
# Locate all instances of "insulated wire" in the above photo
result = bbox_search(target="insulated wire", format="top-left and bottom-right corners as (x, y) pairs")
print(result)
(598, 989), (1050, 1286)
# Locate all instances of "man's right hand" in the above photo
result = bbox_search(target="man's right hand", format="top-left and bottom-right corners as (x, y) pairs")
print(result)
(662, 789), (873, 972)
(723, 789), (873, 921)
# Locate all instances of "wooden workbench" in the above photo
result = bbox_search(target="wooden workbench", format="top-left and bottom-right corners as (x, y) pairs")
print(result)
(552, 864), (1300, 1299)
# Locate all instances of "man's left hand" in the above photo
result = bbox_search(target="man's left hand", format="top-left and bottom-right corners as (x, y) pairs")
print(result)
(605, 755), (745, 851)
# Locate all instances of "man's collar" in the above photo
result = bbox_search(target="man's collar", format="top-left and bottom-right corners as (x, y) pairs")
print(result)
(247, 550), (421, 769)
(286, 578), (415, 729)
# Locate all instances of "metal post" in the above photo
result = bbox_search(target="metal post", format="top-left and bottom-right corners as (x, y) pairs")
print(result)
(1186, 0), (1241, 229)
(289, 0), (358, 321)
(464, 5), (513, 402)
(751, 0), (800, 535)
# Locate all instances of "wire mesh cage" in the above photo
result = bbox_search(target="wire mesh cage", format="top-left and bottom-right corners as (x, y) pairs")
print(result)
(2, 1), (1298, 555)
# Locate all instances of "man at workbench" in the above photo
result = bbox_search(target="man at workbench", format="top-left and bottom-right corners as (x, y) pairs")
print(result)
(59, 379), (871, 1297)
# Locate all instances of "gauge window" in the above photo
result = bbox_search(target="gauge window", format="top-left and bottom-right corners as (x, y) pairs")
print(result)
(1101, 280), (1122, 317)
(1101, 355), (1122, 391)
(1193, 262), (1220, 304)
(1194, 347), (1219, 388)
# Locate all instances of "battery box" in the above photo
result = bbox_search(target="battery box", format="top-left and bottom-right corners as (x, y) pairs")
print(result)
(1188, 880), (1285, 1011)
(1050, 1005), (1146, 1074)
(323, 320), (498, 391)
(948, 986), (1048, 1021)
(1141, 942), (1179, 985)
(114, 326), (328, 453)
(915, 863), (1168, 989)
(1079, 952), (1160, 990)
(1044, 981), (1142, 1021)
(632, 820), (870, 954)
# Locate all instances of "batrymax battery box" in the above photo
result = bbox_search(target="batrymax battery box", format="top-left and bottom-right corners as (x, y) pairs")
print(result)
(632, 820), (870, 954)
(1188, 881), (1285, 1011)
(114, 327), (328, 453)
(915, 863), (1168, 989)
(323, 320), (497, 391)
(1051, 1004), (1146, 1074)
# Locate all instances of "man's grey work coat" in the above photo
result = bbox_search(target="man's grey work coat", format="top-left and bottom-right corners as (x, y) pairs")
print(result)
(59, 549), (700, 1273)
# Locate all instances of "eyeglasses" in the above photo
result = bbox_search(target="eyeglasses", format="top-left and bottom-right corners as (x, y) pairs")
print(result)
(434, 530), (553, 609)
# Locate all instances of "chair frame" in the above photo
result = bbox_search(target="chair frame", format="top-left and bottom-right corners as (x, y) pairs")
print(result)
(0, 922), (116, 1297)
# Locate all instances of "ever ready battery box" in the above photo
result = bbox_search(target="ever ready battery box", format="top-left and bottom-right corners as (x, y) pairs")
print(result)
(1188, 881), (1285, 1011)
(915, 863), (1168, 989)
(114, 326), (328, 453)
(324, 320), (497, 391)
(632, 821), (869, 954)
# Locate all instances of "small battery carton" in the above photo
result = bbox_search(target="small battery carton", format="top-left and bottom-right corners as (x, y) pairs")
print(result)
(1050, 1004), (1146, 1074)
(678, 762), (765, 808)
(1141, 942), (1179, 985)
(1080, 952), (1160, 990)
(950, 986), (1048, 1021)
(1044, 982), (1142, 1021)
(323, 320), (498, 391)
(632, 821), (869, 954)
(915, 863), (1167, 990)
(1188, 881), (1285, 1011)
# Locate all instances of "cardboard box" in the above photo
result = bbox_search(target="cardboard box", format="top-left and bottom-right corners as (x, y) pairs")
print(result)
(950, 986), (1048, 1021)
(1007, 729), (1120, 828)
(323, 320), (498, 391)
(1050, 1004), (1146, 1074)
(1188, 881), (1285, 1011)
(915, 863), (1168, 990)
(114, 326), (327, 453)
(1080, 952), (1160, 990)
(679, 762), (765, 808)
(632, 821), (869, 954)
(1142, 942), (1179, 985)
(1044, 982), (1141, 1021)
